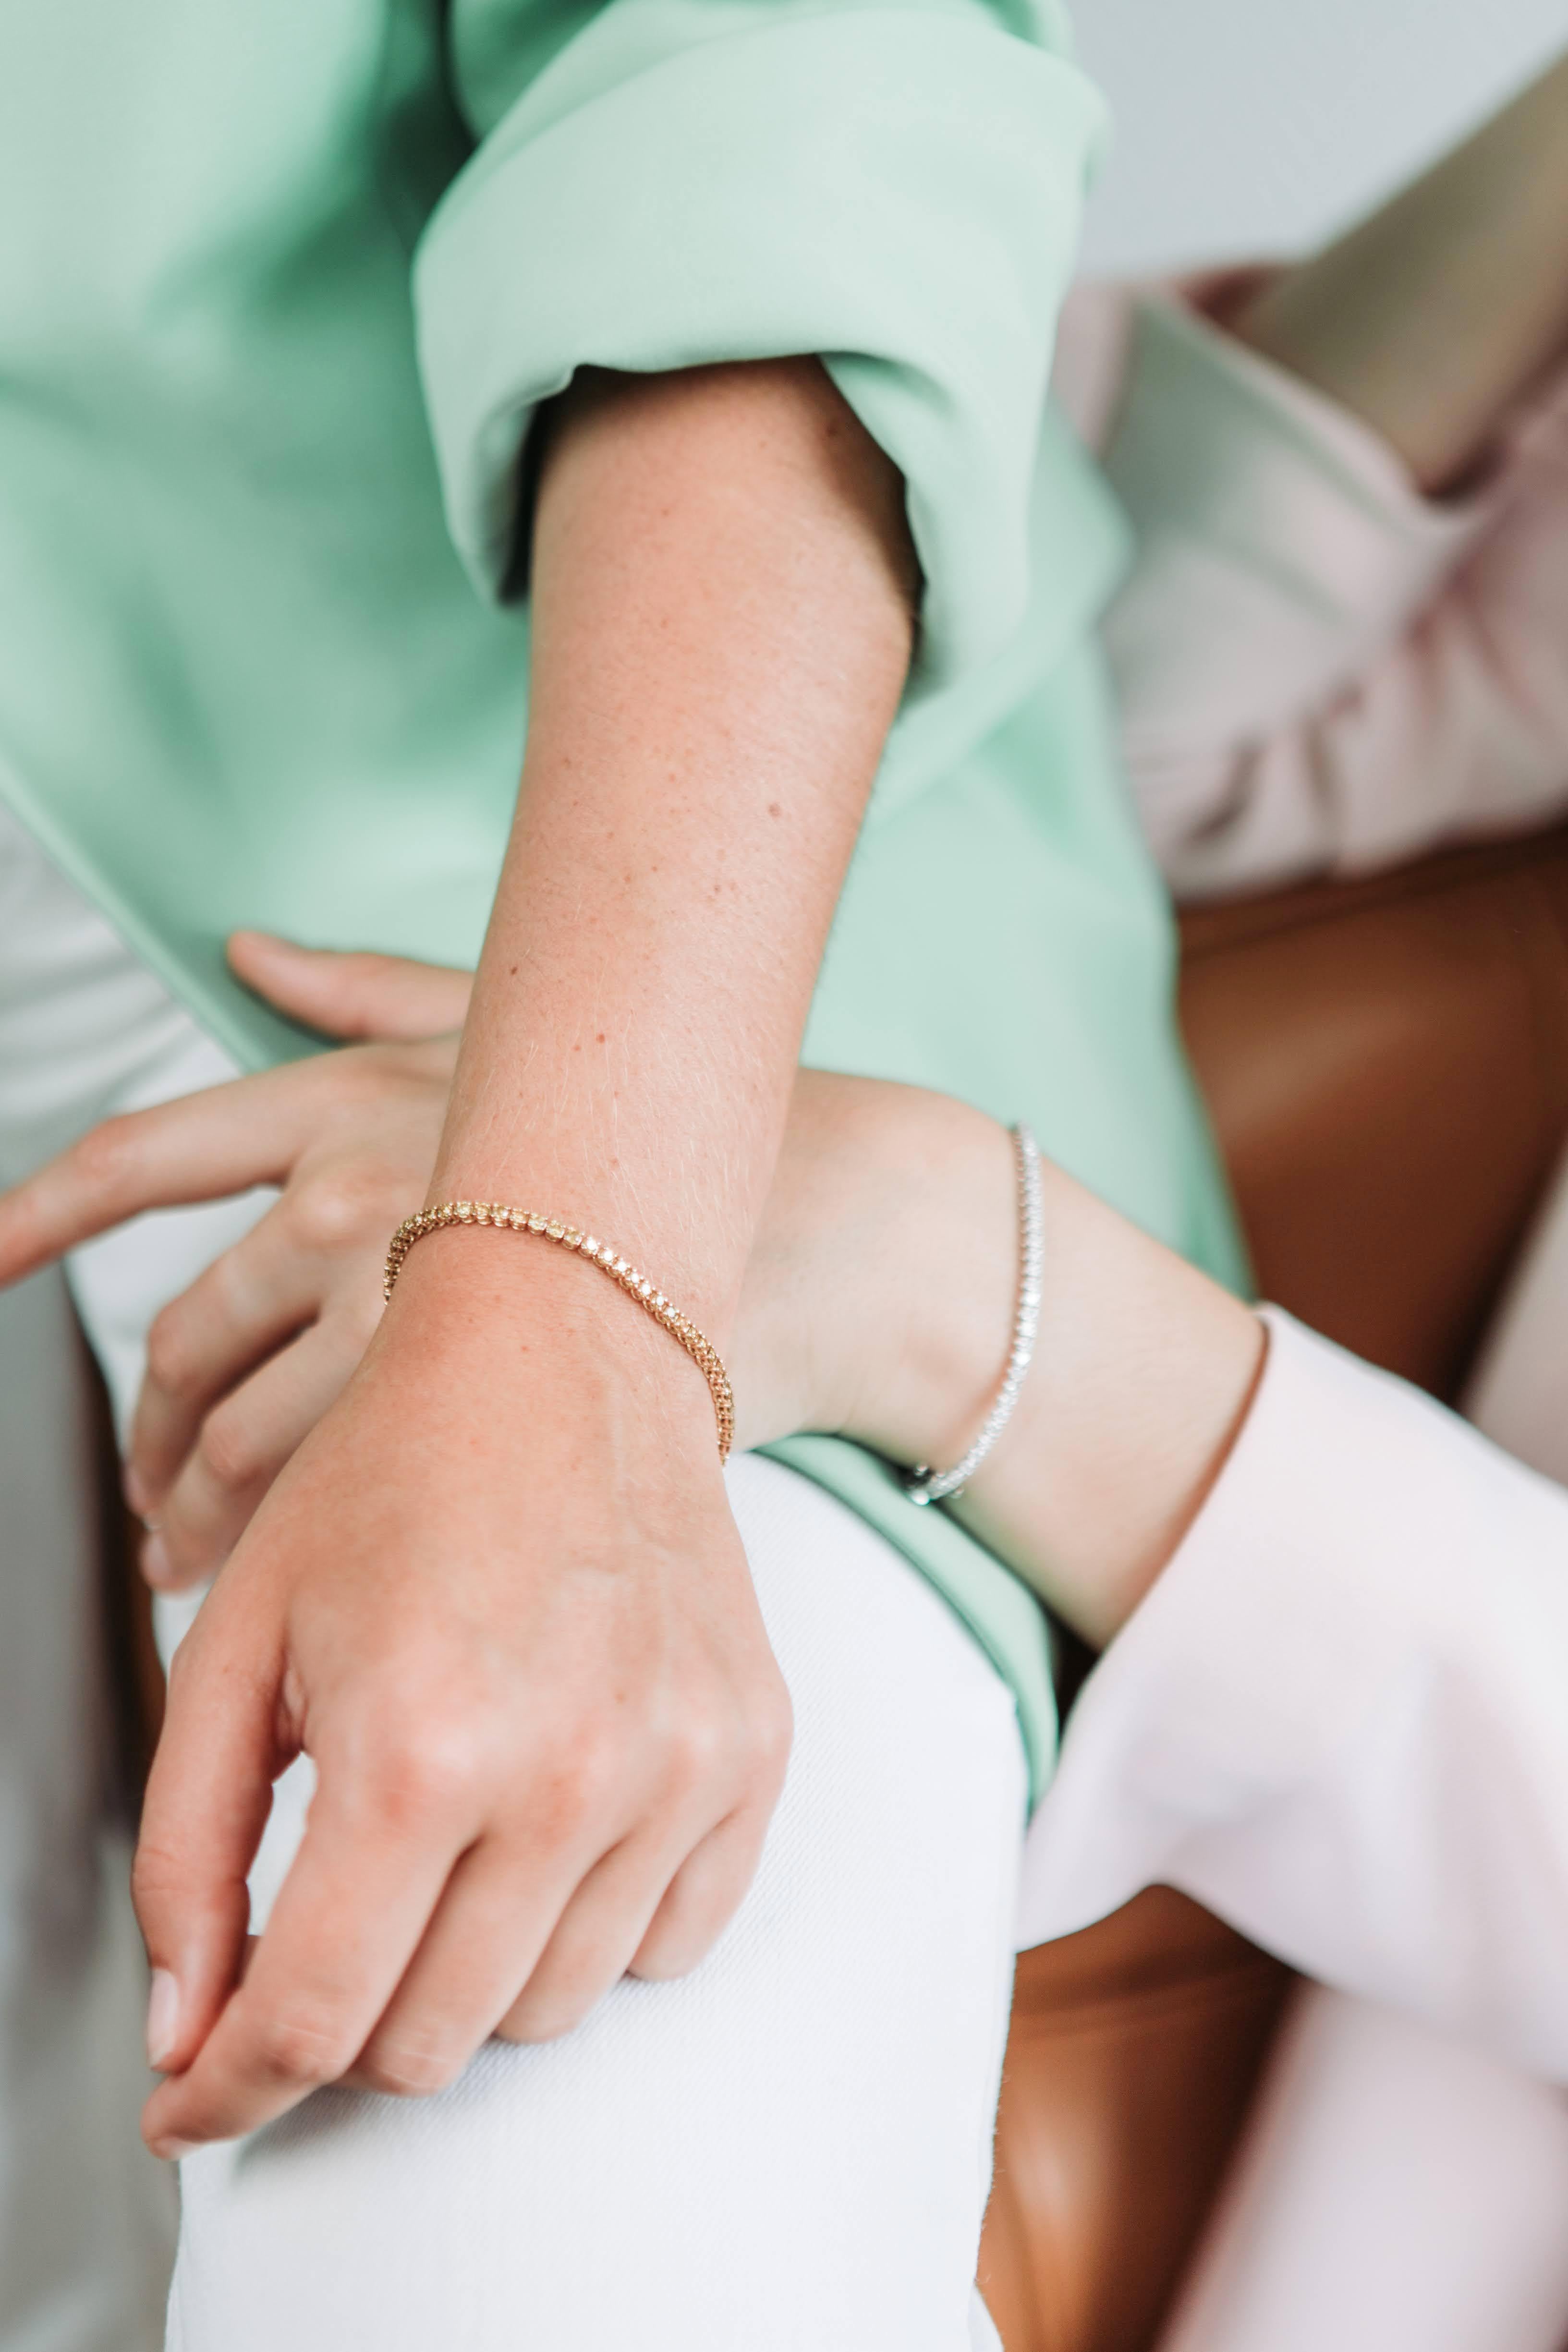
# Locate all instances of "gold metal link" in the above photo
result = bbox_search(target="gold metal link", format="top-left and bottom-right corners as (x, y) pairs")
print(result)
(383, 1201), (734, 1461)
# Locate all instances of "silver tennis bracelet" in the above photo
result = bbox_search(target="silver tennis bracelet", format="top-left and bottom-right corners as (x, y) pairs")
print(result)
(903, 1122), (1043, 1507)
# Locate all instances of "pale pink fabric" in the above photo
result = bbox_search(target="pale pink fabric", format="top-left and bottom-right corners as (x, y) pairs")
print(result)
(1056, 278), (1568, 900)
(1027, 1301), (1568, 2352)
(1023, 1308), (1568, 2077)
(1048, 291), (1568, 2352)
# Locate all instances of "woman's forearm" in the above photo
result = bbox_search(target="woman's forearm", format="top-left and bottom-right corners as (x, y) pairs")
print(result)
(948, 1165), (1264, 1649)
(734, 1078), (1265, 1652)
(112, 369), (916, 2151)
(426, 359), (916, 1335)
(1228, 49), (1568, 493)
(0, 1007), (1262, 1646)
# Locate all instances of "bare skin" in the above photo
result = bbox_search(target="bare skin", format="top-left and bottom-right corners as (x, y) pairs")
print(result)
(1229, 48), (1568, 493)
(0, 939), (1263, 1660)
(51, 357), (918, 2158)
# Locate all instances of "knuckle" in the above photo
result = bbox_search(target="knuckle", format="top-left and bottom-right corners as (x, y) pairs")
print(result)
(204, 1245), (257, 1326)
(530, 1738), (622, 1837)
(364, 1716), (488, 1830)
(70, 1115), (138, 1197)
(195, 1404), (260, 1496)
(130, 1834), (187, 1919)
(750, 1686), (794, 1783)
(144, 1303), (199, 1400)
(286, 1169), (380, 1251)
(663, 1710), (727, 1795)
(339, 1042), (413, 1099)
(357, 2034), (462, 2099)
(251, 2001), (357, 2090)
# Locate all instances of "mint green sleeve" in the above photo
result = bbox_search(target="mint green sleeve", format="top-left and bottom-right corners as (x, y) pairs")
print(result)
(413, 0), (1107, 690)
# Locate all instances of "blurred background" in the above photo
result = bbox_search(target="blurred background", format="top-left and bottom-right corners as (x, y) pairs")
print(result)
(1076, 0), (1566, 272)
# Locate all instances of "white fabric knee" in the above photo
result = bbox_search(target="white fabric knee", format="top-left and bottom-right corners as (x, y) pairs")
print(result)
(168, 1457), (1026, 2352)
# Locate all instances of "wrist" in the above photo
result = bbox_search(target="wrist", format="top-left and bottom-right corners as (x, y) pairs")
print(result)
(378, 1221), (727, 1460)
(955, 1189), (1266, 1648)
(427, 1020), (776, 1344)
(841, 1099), (1020, 1475)
(731, 1078), (1018, 1465)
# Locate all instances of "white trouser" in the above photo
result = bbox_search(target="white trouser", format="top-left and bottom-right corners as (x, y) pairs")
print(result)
(0, 805), (1023, 2351)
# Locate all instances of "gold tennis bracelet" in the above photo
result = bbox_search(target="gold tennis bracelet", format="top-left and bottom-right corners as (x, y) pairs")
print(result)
(383, 1201), (734, 1462)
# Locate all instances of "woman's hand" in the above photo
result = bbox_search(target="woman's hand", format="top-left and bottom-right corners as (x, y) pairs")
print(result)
(0, 937), (1264, 1654)
(135, 1238), (789, 2152)
(0, 933), (802, 2158)
(0, 933), (470, 1591)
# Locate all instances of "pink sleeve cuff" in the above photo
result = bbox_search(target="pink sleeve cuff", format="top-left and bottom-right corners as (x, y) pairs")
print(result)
(1018, 1309), (1568, 2082)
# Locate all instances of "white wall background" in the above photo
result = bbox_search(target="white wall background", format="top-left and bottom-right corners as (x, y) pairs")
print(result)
(1073, 0), (1567, 274)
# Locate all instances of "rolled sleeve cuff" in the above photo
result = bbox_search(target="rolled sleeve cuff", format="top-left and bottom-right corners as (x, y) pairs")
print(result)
(413, 9), (1105, 689)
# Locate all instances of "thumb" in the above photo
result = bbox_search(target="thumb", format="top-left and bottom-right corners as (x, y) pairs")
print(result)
(227, 934), (474, 1043)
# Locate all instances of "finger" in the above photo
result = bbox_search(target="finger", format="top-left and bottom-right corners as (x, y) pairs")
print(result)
(228, 935), (473, 1043)
(628, 1800), (774, 1982)
(492, 1822), (700, 2046)
(145, 1321), (373, 1590)
(134, 1606), (288, 2089)
(132, 1214), (336, 1510)
(0, 1065), (337, 1291)
(346, 1831), (598, 2094)
(130, 1158), (393, 1513)
(141, 1705), (496, 2153)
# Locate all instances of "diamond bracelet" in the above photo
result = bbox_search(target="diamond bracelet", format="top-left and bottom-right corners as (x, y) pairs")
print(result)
(903, 1123), (1044, 1507)
(383, 1200), (734, 1463)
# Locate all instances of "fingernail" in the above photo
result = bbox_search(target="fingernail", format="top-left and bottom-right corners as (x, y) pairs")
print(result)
(123, 1463), (150, 1515)
(142, 1534), (173, 1588)
(150, 2137), (197, 2164)
(146, 1968), (181, 2070)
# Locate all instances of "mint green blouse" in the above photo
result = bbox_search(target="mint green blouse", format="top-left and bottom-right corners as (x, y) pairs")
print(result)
(0, 0), (1246, 1800)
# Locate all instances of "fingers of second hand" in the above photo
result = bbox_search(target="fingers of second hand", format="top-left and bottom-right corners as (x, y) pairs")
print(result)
(228, 935), (474, 1045)
(131, 1203), (344, 1511)
(143, 1322), (369, 1591)
(2, 1072), (315, 1293)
